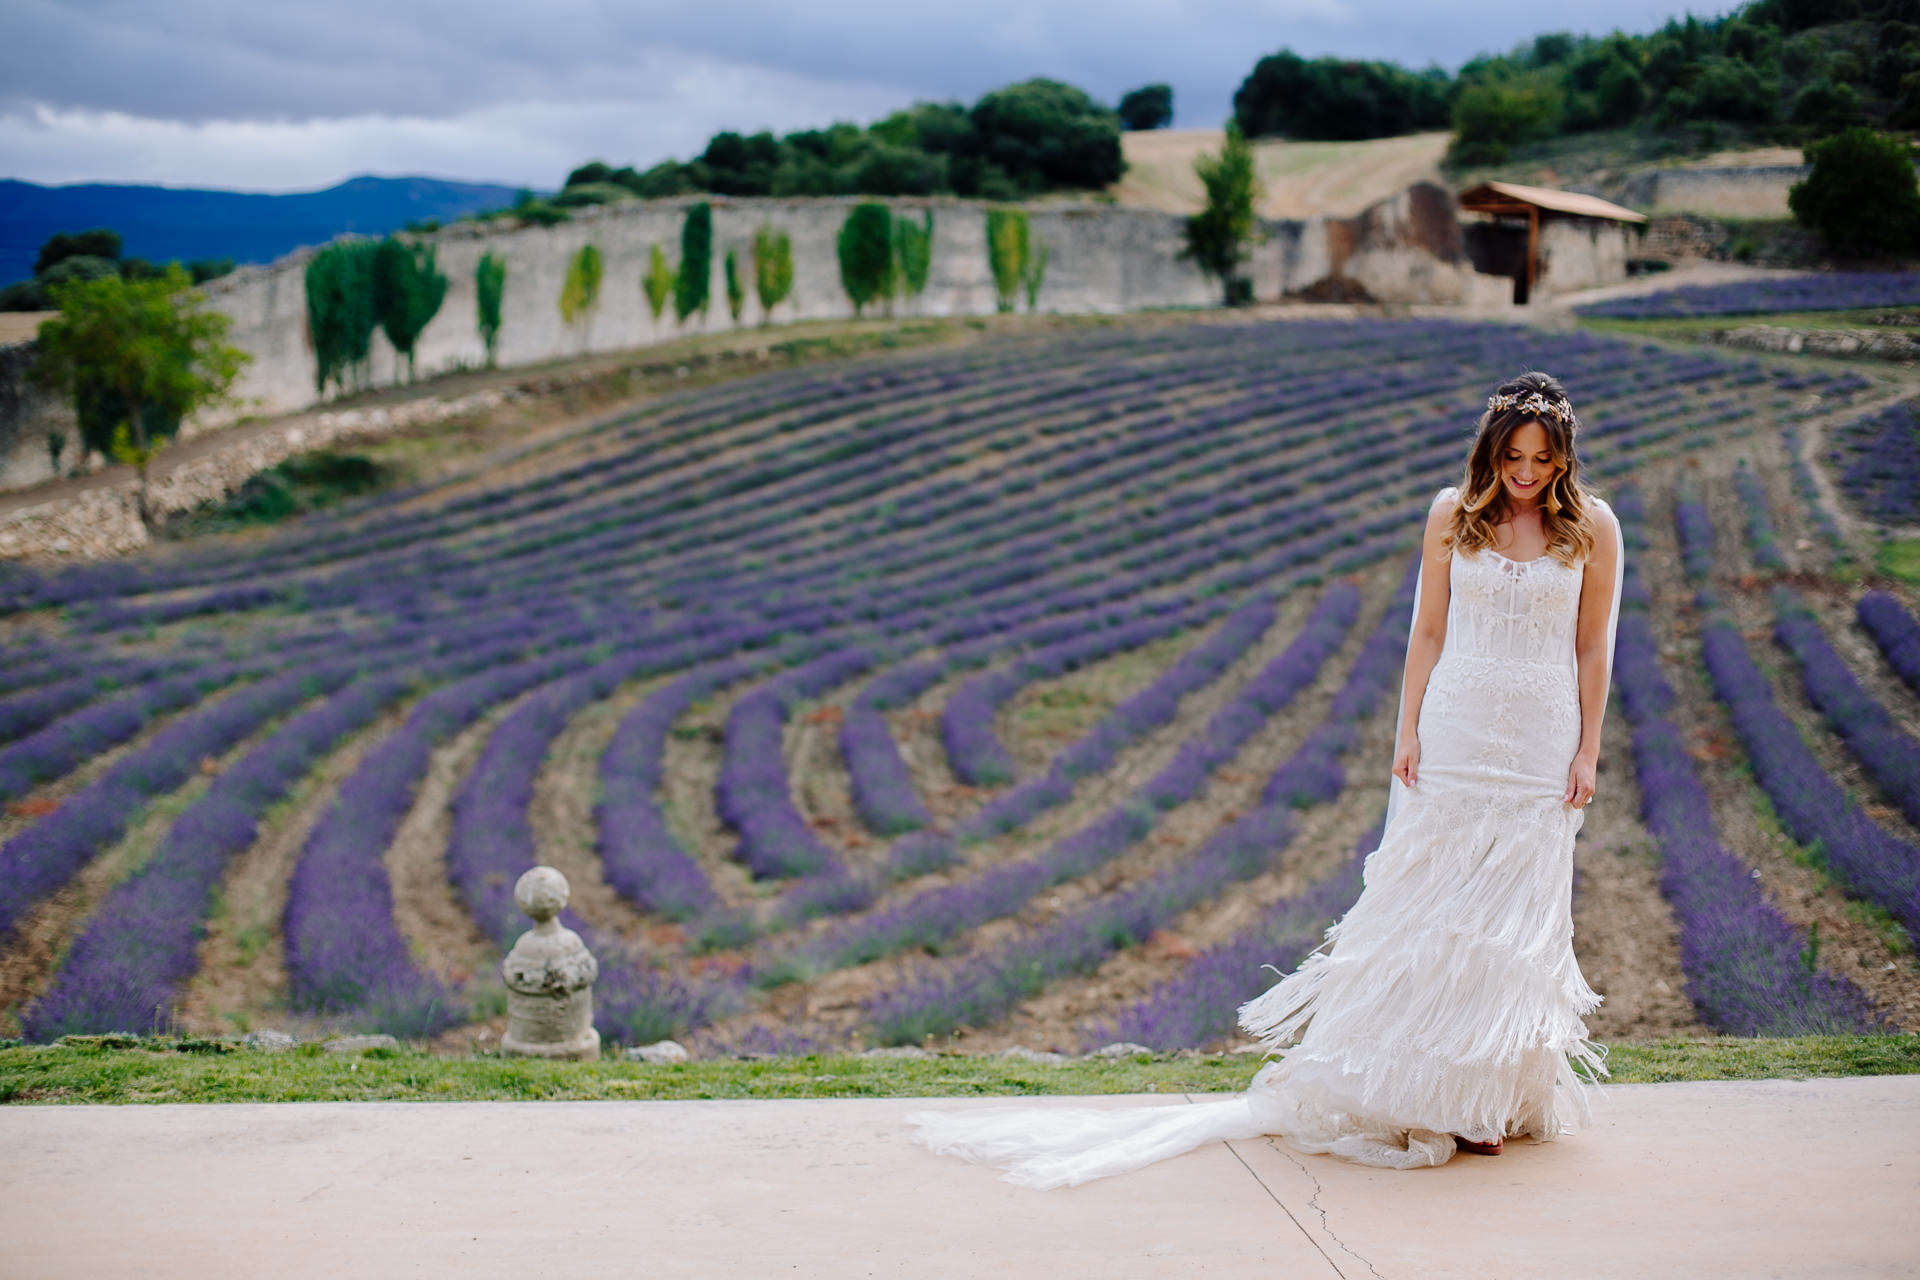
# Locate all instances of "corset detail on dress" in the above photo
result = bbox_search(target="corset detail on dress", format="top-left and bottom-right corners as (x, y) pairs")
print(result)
(1443, 549), (1584, 669)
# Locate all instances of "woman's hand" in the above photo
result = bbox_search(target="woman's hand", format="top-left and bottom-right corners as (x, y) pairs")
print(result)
(1392, 733), (1420, 789)
(1564, 750), (1598, 809)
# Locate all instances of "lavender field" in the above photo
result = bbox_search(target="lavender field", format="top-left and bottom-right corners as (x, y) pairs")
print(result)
(1, 313), (1916, 1054)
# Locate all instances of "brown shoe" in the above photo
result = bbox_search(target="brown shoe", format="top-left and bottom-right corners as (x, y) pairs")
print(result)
(1453, 1135), (1504, 1156)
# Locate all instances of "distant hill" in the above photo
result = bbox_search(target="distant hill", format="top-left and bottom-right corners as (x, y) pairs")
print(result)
(0, 175), (523, 285)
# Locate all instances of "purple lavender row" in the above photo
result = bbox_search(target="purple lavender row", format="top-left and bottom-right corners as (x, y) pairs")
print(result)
(281, 621), (656, 1032)
(1780, 425), (1851, 562)
(1731, 464), (1785, 572)
(445, 627), (765, 949)
(860, 569), (1414, 1043)
(707, 594), (1226, 945)
(714, 648), (875, 880)
(1091, 823), (1376, 1051)
(1606, 485), (1881, 1033)
(1675, 492), (1715, 582)
(11, 342), (1081, 610)
(21, 673), (412, 1039)
(1700, 617), (1920, 947)
(1626, 703), (1883, 1034)
(596, 656), (774, 921)
(1859, 591), (1920, 697)
(1825, 401), (1920, 526)
(781, 587), (1357, 981)
(0, 664), (356, 949)
(1576, 272), (1920, 319)
(0, 669), (245, 806)
(0, 658), (181, 747)
(941, 607), (1214, 787)
(1771, 587), (1920, 827)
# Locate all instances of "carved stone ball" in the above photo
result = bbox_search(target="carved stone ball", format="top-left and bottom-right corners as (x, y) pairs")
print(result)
(515, 866), (569, 923)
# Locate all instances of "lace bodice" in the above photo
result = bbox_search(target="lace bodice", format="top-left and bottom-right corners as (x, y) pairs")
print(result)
(1443, 548), (1585, 670)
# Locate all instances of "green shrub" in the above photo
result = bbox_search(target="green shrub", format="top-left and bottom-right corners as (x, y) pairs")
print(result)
(1022, 237), (1049, 312)
(474, 251), (506, 367)
(892, 210), (933, 307)
(371, 236), (446, 381)
(559, 243), (603, 325)
(1789, 128), (1920, 258)
(753, 224), (794, 322)
(1234, 50), (1451, 140)
(1118, 83), (1174, 131)
(838, 202), (894, 315)
(1183, 123), (1262, 306)
(723, 249), (745, 323)
(675, 202), (713, 323)
(304, 240), (381, 395)
(985, 207), (1028, 313)
(1448, 69), (1563, 165)
(169, 452), (390, 536)
(35, 229), (121, 277)
(643, 245), (675, 321)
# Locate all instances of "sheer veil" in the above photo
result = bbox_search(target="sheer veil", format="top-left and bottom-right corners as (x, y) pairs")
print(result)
(906, 488), (1626, 1190)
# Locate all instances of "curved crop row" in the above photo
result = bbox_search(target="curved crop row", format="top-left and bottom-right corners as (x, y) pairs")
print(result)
(1092, 822), (1377, 1051)
(1859, 591), (1920, 697)
(1771, 587), (1920, 826)
(860, 565), (1412, 1045)
(1608, 485), (1880, 1033)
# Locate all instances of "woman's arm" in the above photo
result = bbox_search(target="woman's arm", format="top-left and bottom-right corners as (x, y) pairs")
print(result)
(1565, 508), (1621, 808)
(1392, 497), (1455, 789)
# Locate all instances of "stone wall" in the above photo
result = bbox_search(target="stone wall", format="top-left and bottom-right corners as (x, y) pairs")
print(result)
(1537, 218), (1637, 294)
(0, 186), (1515, 496)
(0, 341), (81, 492)
(1608, 166), (1807, 219)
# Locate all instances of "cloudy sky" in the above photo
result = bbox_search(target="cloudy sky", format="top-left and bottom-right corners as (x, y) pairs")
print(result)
(2, 0), (1738, 192)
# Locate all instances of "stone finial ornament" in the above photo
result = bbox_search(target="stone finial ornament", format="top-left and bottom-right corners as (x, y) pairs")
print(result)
(499, 867), (601, 1061)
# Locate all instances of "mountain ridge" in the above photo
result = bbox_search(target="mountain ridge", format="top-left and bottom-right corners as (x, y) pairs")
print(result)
(0, 174), (524, 285)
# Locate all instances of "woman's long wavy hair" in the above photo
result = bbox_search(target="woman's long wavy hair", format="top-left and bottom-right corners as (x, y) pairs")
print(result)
(1445, 370), (1598, 568)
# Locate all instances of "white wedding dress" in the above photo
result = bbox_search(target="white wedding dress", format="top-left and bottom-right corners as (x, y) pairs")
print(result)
(908, 490), (1624, 1184)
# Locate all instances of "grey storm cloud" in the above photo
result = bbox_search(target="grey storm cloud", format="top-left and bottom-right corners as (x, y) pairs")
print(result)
(9, 0), (1730, 129)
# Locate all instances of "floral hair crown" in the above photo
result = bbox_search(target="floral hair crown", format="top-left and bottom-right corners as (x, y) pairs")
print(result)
(1486, 389), (1577, 429)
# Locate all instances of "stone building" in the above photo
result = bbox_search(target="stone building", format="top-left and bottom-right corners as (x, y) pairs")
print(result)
(1457, 181), (1647, 304)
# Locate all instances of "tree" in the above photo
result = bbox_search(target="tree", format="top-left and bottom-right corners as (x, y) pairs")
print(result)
(724, 249), (746, 323)
(35, 229), (122, 277)
(675, 202), (713, 323)
(753, 224), (794, 323)
(892, 210), (934, 311)
(1234, 50), (1453, 141)
(985, 207), (1028, 313)
(474, 251), (506, 367)
(371, 236), (447, 382)
(1118, 84), (1174, 130)
(559, 243), (603, 326)
(1022, 237), (1050, 312)
(1789, 127), (1920, 257)
(838, 203), (894, 315)
(304, 240), (380, 396)
(643, 245), (675, 321)
(1447, 70), (1564, 165)
(969, 78), (1125, 193)
(33, 265), (248, 528)
(1182, 123), (1263, 306)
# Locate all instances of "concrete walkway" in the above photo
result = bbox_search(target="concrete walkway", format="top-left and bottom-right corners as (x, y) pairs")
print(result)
(5, 1076), (1917, 1278)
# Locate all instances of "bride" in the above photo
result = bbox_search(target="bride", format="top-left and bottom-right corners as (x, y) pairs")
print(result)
(907, 371), (1624, 1183)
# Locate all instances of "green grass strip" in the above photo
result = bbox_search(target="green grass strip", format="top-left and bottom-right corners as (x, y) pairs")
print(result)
(1, 1036), (1915, 1105)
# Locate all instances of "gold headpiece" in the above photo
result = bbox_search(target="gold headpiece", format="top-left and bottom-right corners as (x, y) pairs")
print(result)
(1486, 390), (1577, 429)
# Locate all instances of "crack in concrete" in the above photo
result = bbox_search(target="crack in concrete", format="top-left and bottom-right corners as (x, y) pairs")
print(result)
(1266, 1136), (1387, 1280)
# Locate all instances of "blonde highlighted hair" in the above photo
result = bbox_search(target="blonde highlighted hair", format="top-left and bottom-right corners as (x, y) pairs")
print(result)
(1444, 370), (1599, 568)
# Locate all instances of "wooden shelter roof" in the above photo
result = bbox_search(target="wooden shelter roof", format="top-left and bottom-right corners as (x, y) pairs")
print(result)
(1457, 180), (1647, 224)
